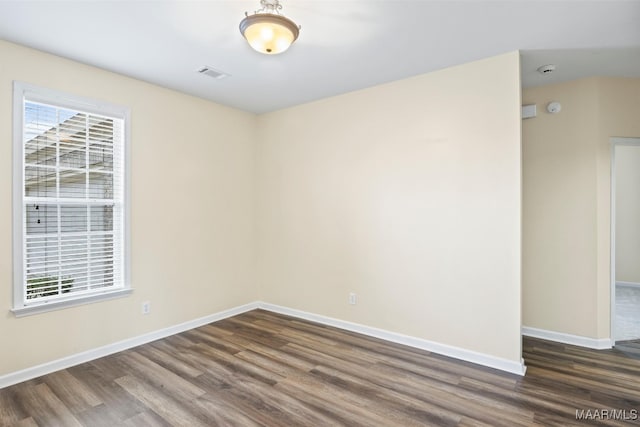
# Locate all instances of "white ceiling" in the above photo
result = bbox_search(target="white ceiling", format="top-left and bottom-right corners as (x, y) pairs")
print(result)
(0, 1), (639, 114)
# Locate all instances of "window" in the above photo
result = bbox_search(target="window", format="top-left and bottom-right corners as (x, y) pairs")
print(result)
(12, 82), (130, 316)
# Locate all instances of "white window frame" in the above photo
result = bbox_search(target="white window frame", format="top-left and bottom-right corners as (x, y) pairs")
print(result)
(12, 82), (132, 317)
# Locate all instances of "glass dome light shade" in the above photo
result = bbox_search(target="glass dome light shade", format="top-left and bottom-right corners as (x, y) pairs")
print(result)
(240, 13), (299, 55)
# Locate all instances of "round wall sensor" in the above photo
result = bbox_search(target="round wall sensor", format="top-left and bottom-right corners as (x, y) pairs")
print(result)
(537, 64), (556, 74)
(547, 102), (562, 114)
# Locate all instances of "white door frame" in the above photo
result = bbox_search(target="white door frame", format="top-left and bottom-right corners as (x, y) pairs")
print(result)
(610, 137), (640, 344)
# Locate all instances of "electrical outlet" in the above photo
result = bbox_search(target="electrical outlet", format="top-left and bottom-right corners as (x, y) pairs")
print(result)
(142, 301), (151, 315)
(349, 292), (357, 305)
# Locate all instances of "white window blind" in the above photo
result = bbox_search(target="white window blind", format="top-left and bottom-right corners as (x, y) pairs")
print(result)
(13, 82), (130, 315)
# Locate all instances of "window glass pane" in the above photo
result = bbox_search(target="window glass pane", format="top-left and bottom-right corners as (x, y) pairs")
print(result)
(24, 137), (57, 167)
(89, 143), (113, 171)
(89, 172), (113, 199)
(90, 234), (114, 288)
(60, 205), (87, 233)
(25, 235), (63, 299)
(58, 169), (87, 198)
(60, 234), (89, 292)
(90, 205), (113, 232)
(24, 103), (58, 167)
(25, 204), (58, 235)
(26, 236), (58, 277)
(25, 166), (57, 198)
(58, 113), (87, 169)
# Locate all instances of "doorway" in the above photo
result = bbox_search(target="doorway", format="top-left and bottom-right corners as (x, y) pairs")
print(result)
(611, 137), (640, 343)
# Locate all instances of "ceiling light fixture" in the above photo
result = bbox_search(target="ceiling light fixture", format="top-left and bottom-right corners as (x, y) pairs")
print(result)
(239, 0), (300, 55)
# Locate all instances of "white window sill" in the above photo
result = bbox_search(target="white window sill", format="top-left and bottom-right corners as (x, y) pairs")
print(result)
(11, 288), (133, 318)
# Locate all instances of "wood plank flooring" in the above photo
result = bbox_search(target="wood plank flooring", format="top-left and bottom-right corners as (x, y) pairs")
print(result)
(2, 309), (640, 426)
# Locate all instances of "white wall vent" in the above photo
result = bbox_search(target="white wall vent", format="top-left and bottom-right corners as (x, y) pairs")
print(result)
(197, 66), (230, 80)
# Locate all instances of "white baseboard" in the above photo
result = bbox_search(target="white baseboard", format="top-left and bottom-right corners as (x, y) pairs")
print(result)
(1, 300), (528, 389)
(258, 302), (527, 376)
(616, 281), (640, 289)
(522, 326), (612, 349)
(0, 301), (260, 389)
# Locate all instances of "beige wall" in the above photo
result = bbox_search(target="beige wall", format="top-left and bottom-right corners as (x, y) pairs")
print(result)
(1, 41), (524, 377)
(615, 145), (640, 284)
(523, 77), (640, 338)
(0, 40), (258, 376)
(256, 52), (523, 363)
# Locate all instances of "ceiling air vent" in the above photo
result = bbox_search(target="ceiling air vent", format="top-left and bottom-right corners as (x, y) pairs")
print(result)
(197, 66), (230, 80)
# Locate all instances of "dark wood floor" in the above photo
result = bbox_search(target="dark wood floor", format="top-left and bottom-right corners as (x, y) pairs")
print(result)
(2, 309), (640, 426)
